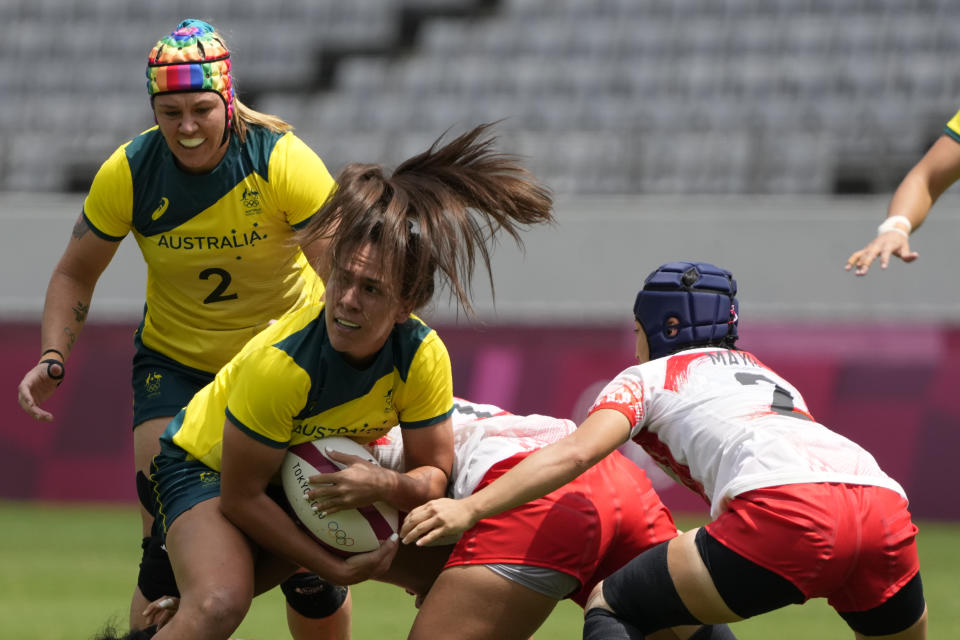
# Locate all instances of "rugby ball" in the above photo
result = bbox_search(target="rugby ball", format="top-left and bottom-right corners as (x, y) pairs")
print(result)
(282, 437), (399, 555)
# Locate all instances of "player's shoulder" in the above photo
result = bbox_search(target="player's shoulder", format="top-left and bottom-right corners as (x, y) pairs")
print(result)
(242, 123), (288, 150)
(242, 125), (303, 167)
(89, 127), (156, 178)
(395, 315), (446, 362)
(945, 106), (960, 140)
(222, 313), (322, 396)
(254, 127), (330, 192)
(94, 127), (172, 192)
(237, 302), (325, 359)
(85, 133), (163, 232)
(119, 126), (166, 161)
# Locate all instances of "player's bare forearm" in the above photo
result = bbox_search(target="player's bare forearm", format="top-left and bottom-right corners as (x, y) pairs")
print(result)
(887, 174), (934, 233)
(40, 275), (92, 356)
(40, 215), (120, 355)
(401, 436), (594, 547)
(887, 133), (960, 233)
(466, 409), (628, 521)
(391, 465), (449, 511)
(394, 418), (454, 510)
(469, 437), (593, 518)
(401, 409), (631, 546)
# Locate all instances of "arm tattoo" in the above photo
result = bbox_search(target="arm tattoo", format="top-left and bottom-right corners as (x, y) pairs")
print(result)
(72, 215), (90, 240)
(72, 301), (90, 323)
(64, 327), (78, 350)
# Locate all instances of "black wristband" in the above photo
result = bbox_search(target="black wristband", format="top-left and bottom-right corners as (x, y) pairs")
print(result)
(41, 348), (65, 360)
(40, 358), (65, 384)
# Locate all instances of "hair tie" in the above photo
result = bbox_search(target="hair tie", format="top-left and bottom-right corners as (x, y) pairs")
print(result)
(40, 359), (65, 385)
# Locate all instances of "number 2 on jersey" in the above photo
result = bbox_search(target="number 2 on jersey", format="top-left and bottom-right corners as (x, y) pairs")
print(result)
(735, 372), (812, 421)
(200, 267), (239, 303)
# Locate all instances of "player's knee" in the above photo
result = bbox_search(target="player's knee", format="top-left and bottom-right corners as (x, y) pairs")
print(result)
(280, 572), (349, 619)
(193, 587), (249, 630)
(584, 580), (611, 613)
(583, 607), (645, 640)
(137, 536), (179, 601)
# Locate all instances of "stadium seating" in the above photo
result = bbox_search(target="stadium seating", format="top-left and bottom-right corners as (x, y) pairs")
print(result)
(1, 0), (959, 193)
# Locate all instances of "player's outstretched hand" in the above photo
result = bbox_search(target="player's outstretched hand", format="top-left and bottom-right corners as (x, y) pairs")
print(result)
(17, 361), (64, 421)
(400, 498), (476, 547)
(845, 231), (919, 276)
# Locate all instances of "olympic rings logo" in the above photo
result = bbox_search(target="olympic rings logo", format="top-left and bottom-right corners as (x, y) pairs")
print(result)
(326, 520), (355, 547)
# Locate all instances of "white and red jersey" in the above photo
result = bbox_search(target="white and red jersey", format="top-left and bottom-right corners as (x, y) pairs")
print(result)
(370, 397), (577, 499)
(590, 348), (906, 519)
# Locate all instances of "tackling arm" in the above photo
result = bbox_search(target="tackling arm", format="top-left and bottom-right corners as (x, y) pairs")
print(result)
(399, 409), (631, 547)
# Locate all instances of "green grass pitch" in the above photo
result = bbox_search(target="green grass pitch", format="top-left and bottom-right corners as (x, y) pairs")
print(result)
(0, 501), (956, 639)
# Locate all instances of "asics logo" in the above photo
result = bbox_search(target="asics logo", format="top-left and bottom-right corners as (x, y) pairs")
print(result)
(151, 197), (170, 220)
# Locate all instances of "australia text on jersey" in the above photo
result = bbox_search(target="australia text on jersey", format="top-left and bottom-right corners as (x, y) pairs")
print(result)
(292, 420), (394, 439)
(156, 228), (266, 250)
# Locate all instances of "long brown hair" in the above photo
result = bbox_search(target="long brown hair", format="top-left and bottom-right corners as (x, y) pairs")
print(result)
(300, 123), (554, 315)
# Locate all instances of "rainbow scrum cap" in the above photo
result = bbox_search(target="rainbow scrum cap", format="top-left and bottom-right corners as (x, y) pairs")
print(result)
(146, 19), (234, 130)
(633, 261), (739, 359)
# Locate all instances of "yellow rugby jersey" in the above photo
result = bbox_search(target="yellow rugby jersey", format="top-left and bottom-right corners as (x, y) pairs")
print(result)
(83, 125), (335, 372)
(163, 301), (454, 471)
(946, 107), (960, 141)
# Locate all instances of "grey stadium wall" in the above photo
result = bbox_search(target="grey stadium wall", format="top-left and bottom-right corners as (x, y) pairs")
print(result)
(4, 191), (960, 324)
